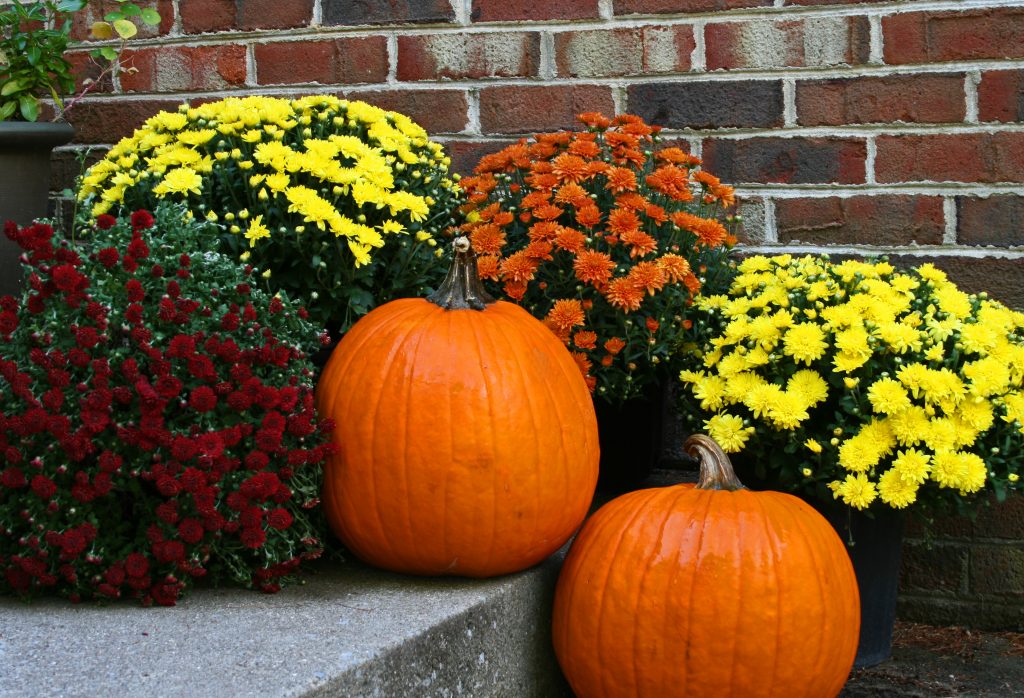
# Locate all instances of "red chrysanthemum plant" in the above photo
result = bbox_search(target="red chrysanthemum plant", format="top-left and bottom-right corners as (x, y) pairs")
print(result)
(0, 206), (333, 605)
(459, 112), (738, 403)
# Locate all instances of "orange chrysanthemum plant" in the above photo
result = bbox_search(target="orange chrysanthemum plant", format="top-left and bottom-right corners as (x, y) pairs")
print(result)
(459, 112), (738, 404)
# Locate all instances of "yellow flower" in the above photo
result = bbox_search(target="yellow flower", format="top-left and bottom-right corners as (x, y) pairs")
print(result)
(805, 439), (823, 454)
(867, 377), (911, 415)
(835, 473), (878, 509)
(788, 369), (829, 408)
(152, 167), (203, 196)
(892, 448), (931, 484)
(767, 392), (809, 430)
(704, 414), (755, 453)
(692, 374), (729, 411)
(782, 323), (828, 364)
(244, 215), (270, 248)
(878, 468), (918, 509)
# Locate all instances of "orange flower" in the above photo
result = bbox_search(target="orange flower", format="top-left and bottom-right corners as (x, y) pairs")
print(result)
(526, 172), (558, 190)
(647, 165), (692, 201)
(572, 330), (597, 350)
(600, 354), (614, 367)
(529, 141), (559, 160)
(528, 221), (561, 242)
(538, 131), (572, 147)
(575, 204), (602, 228)
(469, 224), (506, 255)
(615, 193), (648, 211)
(476, 143), (530, 173)
(525, 240), (554, 261)
(711, 183), (736, 207)
(606, 167), (638, 193)
(504, 280), (528, 301)
(476, 254), (500, 281)
(493, 210), (514, 226)
(605, 277), (643, 312)
(645, 203), (668, 224)
(554, 182), (589, 207)
(655, 147), (701, 168)
(585, 161), (611, 179)
(578, 112), (612, 130)
(628, 261), (668, 295)
(570, 351), (593, 378)
(683, 272), (701, 295)
(544, 320), (570, 344)
(552, 153), (589, 184)
(607, 208), (641, 236)
(500, 251), (538, 283)
(656, 253), (691, 283)
(520, 190), (552, 210)
(693, 170), (721, 188)
(555, 226), (587, 254)
(568, 137), (601, 159)
(605, 131), (640, 151)
(604, 337), (626, 355)
(546, 299), (586, 331)
(573, 249), (616, 285)
(620, 229), (658, 258)
(585, 375), (597, 393)
(693, 218), (729, 247)
(645, 317), (660, 333)
(533, 203), (565, 221)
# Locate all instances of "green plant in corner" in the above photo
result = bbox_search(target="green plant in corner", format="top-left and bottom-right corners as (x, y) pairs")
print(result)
(0, 0), (160, 122)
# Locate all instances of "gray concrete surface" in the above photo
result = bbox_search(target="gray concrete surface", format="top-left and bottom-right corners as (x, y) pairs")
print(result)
(0, 555), (569, 698)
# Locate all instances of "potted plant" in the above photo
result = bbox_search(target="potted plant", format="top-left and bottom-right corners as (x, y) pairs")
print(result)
(0, 0), (159, 294)
(458, 112), (738, 489)
(678, 253), (1024, 665)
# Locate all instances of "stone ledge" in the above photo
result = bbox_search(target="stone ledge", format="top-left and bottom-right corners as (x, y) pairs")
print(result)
(0, 554), (569, 698)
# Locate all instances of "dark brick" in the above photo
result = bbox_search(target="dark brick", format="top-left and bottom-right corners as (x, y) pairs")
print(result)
(322, 0), (454, 25)
(974, 495), (1024, 540)
(797, 74), (965, 126)
(615, 0), (769, 14)
(706, 17), (870, 70)
(897, 595), (1024, 630)
(876, 133), (1024, 184)
(397, 32), (540, 81)
(255, 38), (389, 86)
(884, 9), (1024, 65)
(956, 196), (1024, 247)
(472, 0), (600, 21)
(904, 514), (974, 540)
(49, 148), (107, 192)
(787, 0), (890, 4)
(971, 545), (1024, 597)
(479, 85), (615, 134)
(179, 0), (313, 33)
(347, 90), (469, 135)
(889, 256), (1024, 310)
(978, 70), (1024, 123)
(443, 139), (518, 175)
(65, 99), (187, 144)
(628, 81), (783, 129)
(775, 196), (945, 246)
(703, 137), (865, 185)
(900, 541), (968, 594)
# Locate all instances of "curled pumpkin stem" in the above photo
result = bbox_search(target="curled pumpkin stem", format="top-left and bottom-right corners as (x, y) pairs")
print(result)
(685, 434), (746, 492)
(427, 236), (495, 311)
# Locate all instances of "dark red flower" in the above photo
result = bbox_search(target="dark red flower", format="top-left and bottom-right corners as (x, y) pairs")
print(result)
(52, 264), (86, 293)
(96, 214), (117, 230)
(267, 508), (293, 531)
(239, 527), (266, 549)
(127, 234), (149, 260)
(1, 467), (27, 489)
(178, 518), (204, 545)
(0, 310), (17, 335)
(125, 553), (149, 578)
(30, 474), (57, 499)
(125, 279), (144, 302)
(154, 540), (185, 563)
(97, 247), (119, 268)
(130, 210), (155, 230)
(189, 386), (217, 412)
(156, 475), (181, 497)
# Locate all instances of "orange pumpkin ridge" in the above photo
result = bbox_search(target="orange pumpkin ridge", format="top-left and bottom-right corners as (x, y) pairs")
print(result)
(552, 435), (859, 698)
(317, 237), (599, 577)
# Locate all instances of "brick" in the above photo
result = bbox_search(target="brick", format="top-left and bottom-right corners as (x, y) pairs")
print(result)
(883, 9), (1024, 65)
(890, 256), (1024, 310)
(479, 85), (615, 135)
(554, 26), (694, 78)
(899, 542), (967, 594)
(322, 0), (454, 25)
(119, 45), (247, 93)
(797, 74), (965, 126)
(897, 595), (1024, 630)
(255, 38), (388, 86)
(65, 51), (114, 96)
(786, 0), (890, 4)
(346, 90), (469, 135)
(706, 16), (870, 70)
(70, 0), (173, 41)
(957, 196), (1024, 247)
(903, 513), (974, 540)
(397, 33), (540, 82)
(179, 0), (314, 33)
(970, 545), (1024, 597)
(49, 148), (107, 192)
(472, 0), (600, 21)
(978, 70), (1024, 123)
(876, 133), (1024, 184)
(974, 495), (1024, 540)
(734, 198), (768, 245)
(443, 139), (517, 175)
(616, 0), (769, 14)
(65, 99), (187, 144)
(629, 81), (783, 129)
(775, 196), (945, 246)
(703, 137), (866, 185)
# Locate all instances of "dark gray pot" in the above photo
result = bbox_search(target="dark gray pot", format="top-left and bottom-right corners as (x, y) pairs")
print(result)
(0, 120), (75, 297)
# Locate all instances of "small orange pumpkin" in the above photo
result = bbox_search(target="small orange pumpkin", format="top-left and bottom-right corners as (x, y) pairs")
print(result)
(316, 237), (599, 577)
(552, 435), (860, 698)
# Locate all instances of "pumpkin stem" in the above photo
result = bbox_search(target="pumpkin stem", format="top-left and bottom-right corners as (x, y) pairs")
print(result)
(685, 434), (746, 492)
(426, 236), (496, 311)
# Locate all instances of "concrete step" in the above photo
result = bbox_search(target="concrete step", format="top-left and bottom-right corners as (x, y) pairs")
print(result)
(0, 554), (570, 698)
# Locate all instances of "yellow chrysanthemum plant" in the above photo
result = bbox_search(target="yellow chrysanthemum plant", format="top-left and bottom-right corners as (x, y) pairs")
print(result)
(76, 95), (463, 333)
(679, 254), (1024, 520)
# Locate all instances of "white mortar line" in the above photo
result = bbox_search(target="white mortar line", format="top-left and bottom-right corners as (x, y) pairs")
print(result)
(170, 0), (183, 36)
(865, 135), (877, 185)
(782, 78), (796, 127)
(738, 244), (1024, 260)
(965, 70), (981, 124)
(943, 196), (959, 244)
(774, 0), (785, 7)
(612, 85), (628, 115)
(312, 0), (323, 27)
(691, 21), (706, 72)
(451, 0), (470, 25)
(245, 43), (257, 88)
(386, 34), (398, 84)
(763, 198), (778, 244)
(539, 31), (557, 79)
(466, 88), (482, 135)
(868, 14), (883, 65)
(689, 137), (703, 158)
(598, 0), (614, 21)
(732, 183), (1024, 197)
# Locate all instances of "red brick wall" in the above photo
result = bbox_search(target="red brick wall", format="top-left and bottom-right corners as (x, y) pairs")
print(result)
(52, 0), (1024, 627)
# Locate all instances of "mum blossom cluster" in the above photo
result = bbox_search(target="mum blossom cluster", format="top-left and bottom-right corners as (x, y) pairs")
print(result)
(76, 95), (464, 332)
(460, 112), (737, 402)
(680, 255), (1024, 515)
(0, 208), (332, 605)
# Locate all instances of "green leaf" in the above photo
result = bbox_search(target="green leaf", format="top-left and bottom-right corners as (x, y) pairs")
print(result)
(91, 21), (115, 40)
(19, 95), (39, 122)
(140, 7), (161, 25)
(99, 46), (118, 61)
(113, 19), (138, 39)
(0, 79), (26, 97)
(56, 0), (89, 12)
(0, 101), (17, 121)
(120, 4), (143, 17)
(104, 11), (124, 22)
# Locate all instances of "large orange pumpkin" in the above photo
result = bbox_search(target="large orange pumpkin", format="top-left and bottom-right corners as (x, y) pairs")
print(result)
(552, 435), (860, 698)
(316, 237), (599, 577)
